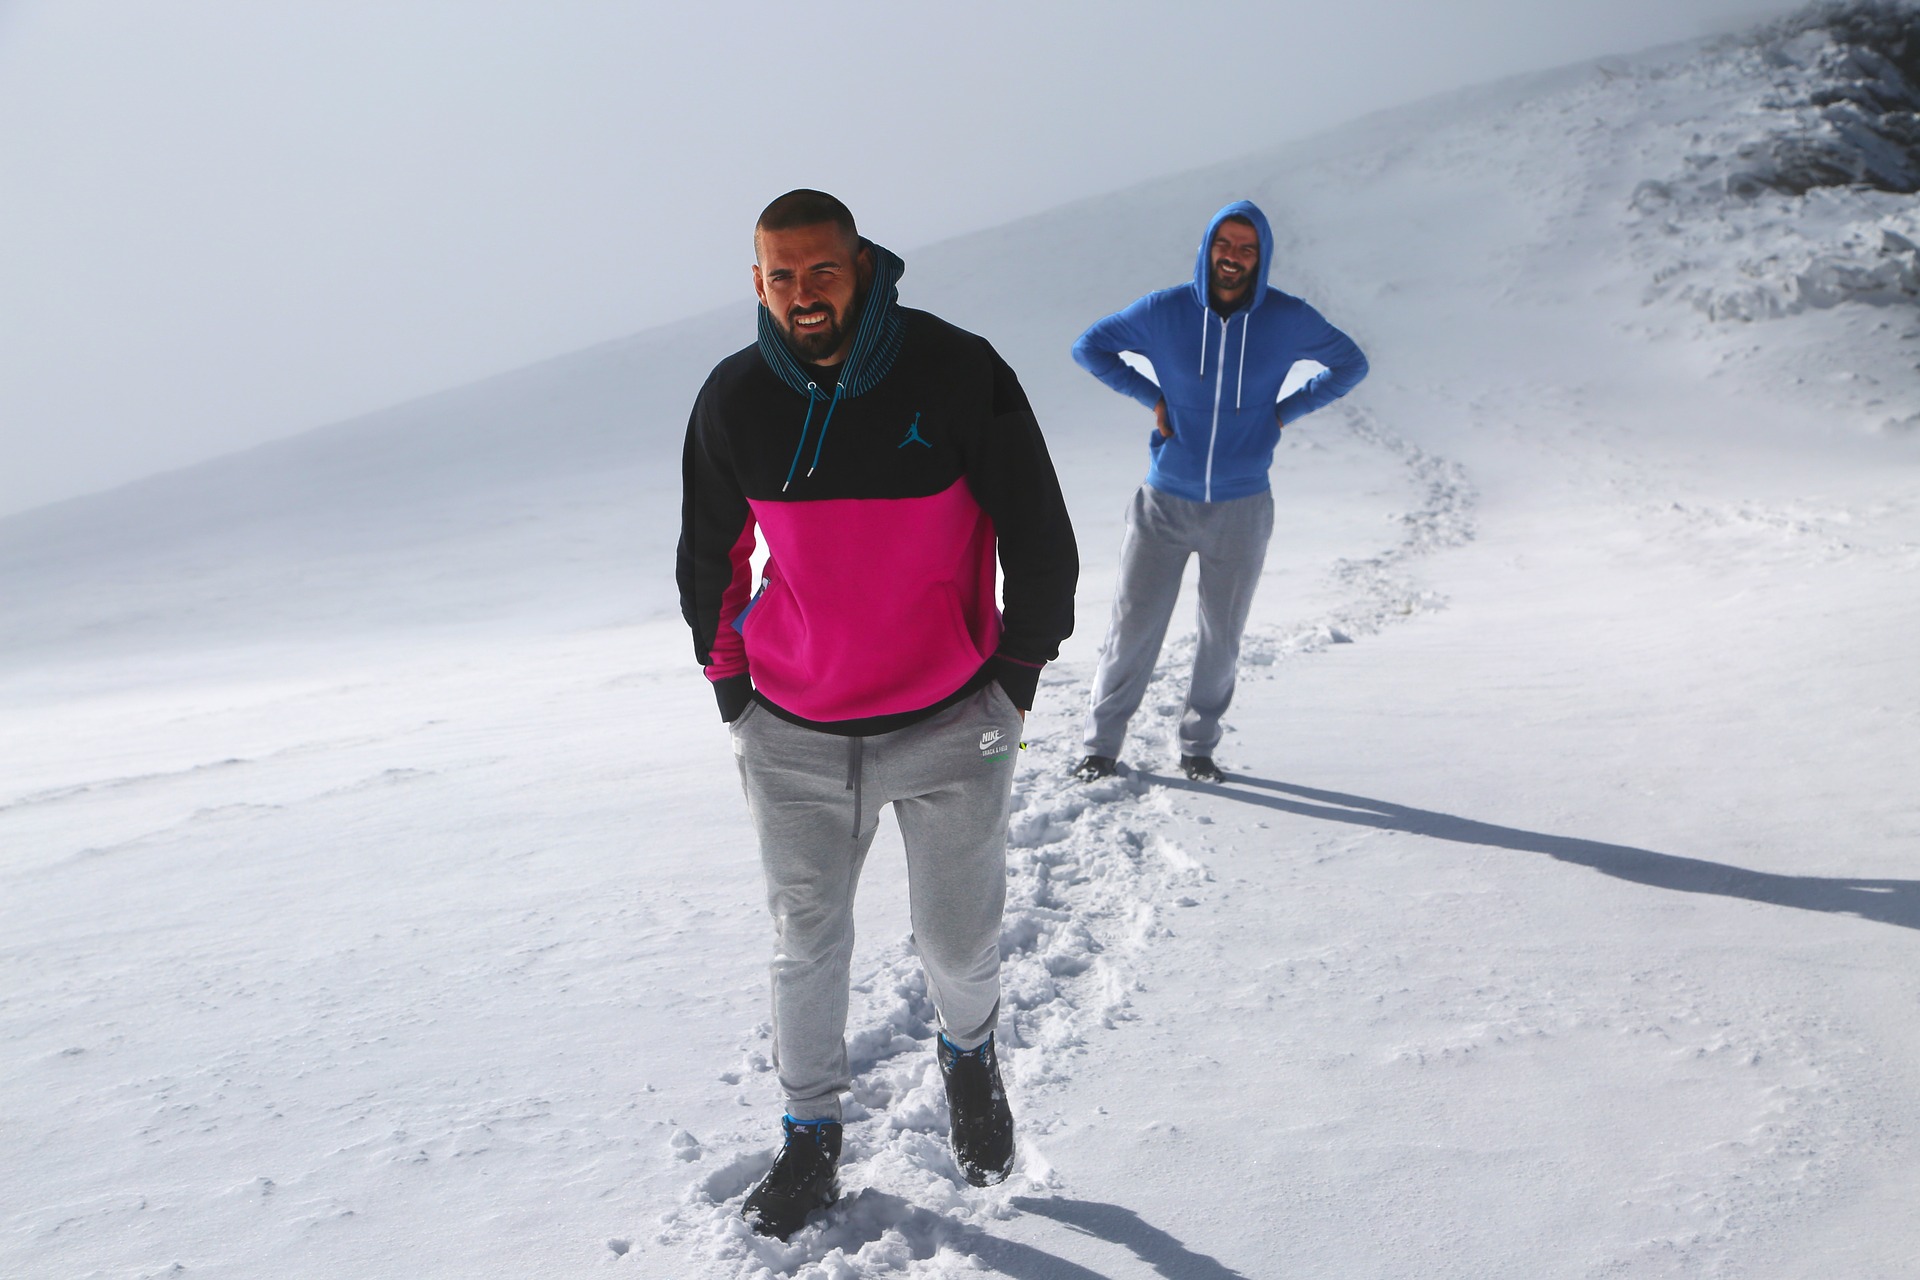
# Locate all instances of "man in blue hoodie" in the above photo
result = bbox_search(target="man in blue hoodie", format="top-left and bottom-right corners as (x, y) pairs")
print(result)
(1070, 200), (1368, 782)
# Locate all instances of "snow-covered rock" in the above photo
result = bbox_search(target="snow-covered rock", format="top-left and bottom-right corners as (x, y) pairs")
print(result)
(1633, 3), (1920, 322)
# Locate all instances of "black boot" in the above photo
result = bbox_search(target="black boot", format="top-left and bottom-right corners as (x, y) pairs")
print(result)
(937, 1033), (1015, 1186)
(742, 1116), (841, 1240)
(1071, 754), (1118, 781)
(1179, 754), (1224, 783)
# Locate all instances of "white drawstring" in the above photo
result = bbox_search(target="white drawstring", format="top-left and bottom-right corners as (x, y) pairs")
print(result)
(1235, 314), (1247, 409)
(1203, 304), (1252, 407)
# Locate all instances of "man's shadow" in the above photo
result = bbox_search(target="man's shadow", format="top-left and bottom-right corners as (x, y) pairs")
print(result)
(830, 1190), (1250, 1280)
(1139, 773), (1920, 932)
(996, 1197), (1252, 1279)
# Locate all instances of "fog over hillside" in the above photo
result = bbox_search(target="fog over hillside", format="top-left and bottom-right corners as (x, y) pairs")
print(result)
(0, 0), (1801, 517)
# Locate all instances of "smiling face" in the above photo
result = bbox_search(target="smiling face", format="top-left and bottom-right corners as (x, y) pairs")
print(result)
(1208, 216), (1260, 309)
(753, 222), (871, 366)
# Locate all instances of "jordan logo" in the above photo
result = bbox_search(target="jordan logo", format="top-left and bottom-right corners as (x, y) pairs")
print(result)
(898, 412), (931, 449)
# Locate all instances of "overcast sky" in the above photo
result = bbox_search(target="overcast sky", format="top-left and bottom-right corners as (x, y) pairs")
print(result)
(0, 0), (1795, 515)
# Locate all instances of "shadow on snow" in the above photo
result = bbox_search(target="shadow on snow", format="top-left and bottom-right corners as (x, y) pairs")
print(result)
(797, 1191), (1247, 1280)
(1140, 773), (1920, 933)
(998, 1196), (1252, 1280)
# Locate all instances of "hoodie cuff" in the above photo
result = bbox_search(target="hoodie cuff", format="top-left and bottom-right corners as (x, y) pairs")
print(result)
(988, 654), (1043, 712)
(713, 674), (753, 723)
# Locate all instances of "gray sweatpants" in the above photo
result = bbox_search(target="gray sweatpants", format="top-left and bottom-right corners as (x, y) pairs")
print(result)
(1083, 484), (1274, 760)
(730, 683), (1025, 1123)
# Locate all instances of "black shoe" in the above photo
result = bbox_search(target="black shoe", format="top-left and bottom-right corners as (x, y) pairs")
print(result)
(937, 1033), (1014, 1186)
(1071, 754), (1118, 782)
(1179, 755), (1224, 783)
(742, 1116), (841, 1240)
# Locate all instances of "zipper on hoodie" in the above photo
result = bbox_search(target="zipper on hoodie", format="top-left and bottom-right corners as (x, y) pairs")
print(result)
(1205, 313), (1228, 503)
(1199, 309), (1251, 503)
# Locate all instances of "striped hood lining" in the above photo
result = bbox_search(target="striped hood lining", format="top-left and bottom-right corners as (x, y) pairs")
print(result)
(755, 238), (907, 400)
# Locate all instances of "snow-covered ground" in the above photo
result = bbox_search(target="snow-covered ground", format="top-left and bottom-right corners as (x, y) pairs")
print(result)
(7, 10), (1920, 1277)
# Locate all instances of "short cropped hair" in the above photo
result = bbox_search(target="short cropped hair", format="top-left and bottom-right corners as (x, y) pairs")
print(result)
(755, 189), (859, 255)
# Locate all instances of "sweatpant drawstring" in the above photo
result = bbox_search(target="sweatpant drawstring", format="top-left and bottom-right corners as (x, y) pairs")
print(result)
(845, 736), (865, 838)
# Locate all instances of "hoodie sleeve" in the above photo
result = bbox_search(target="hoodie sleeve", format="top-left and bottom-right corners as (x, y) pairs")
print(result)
(1071, 294), (1165, 411)
(1275, 304), (1370, 424)
(675, 384), (757, 721)
(962, 348), (1079, 711)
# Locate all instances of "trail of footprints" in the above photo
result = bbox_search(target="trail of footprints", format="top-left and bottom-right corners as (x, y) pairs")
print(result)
(646, 407), (1476, 1276)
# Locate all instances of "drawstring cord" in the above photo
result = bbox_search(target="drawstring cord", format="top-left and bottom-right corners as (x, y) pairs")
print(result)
(1202, 307), (1251, 407)
(1235, 313), (1248, 410)
(808, 382), (846, 477)
(781, 381), (848, 492)
(783, 383), (824, 492)
(845, 736), (865, 838)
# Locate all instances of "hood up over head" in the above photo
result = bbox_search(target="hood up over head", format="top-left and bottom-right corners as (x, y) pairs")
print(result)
(1190, 200), (1275, 313)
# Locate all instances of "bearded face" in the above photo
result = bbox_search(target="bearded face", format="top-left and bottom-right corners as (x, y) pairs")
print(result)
(1208, 218), (1260, 308)
(754, 223), (871, 366)
(777, 292), (862, 362)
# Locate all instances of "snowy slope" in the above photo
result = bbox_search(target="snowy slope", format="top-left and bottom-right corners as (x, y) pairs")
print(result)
(6, 9), (1920, 1278)
(0, 308), (746, 670)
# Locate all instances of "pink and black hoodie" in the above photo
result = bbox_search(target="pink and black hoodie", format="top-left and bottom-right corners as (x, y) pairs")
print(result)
(677, 240), (1078, 735)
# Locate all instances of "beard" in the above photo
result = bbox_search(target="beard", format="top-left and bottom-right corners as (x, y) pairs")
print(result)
(777, 290), (864, 363)
(1210, 256), (1253, 299)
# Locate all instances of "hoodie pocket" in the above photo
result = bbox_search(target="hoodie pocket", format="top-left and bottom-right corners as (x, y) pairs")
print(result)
(931, 581), (979, 658)
(730, 582), (767, 634)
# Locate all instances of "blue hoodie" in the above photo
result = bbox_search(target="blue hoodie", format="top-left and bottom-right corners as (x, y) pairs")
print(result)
(1071, 200), (1369, 503)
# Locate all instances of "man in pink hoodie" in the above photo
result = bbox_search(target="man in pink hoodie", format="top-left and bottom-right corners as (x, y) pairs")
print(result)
(677, 190), (1078, 1238)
